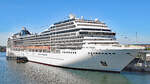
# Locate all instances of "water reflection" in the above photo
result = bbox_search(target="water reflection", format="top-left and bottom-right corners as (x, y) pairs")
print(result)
(122, 72), (150, 84)
(6, 61), (131, 84)
(1, 52), (150, 84)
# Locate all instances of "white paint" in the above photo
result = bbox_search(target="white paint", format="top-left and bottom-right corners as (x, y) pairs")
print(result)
(7, 47), (139, 72)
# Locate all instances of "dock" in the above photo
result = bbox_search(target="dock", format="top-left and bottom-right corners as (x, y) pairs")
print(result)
(124, 50), (150, 72)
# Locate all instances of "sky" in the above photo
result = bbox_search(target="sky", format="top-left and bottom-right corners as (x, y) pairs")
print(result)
(0, 0), (150, 45)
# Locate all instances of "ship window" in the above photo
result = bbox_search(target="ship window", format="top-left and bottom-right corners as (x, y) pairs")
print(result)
(43, 50), (46, 52)
(39, 50), (42, 52)
(80, 32), (88, 34)
(112, 53), (115, 54)
(126, 53), (130, 54)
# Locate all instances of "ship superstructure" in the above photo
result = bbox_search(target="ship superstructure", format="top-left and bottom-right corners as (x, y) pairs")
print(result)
(7, 14), (142, 72)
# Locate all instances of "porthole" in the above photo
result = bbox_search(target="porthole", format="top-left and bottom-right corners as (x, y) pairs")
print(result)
(112, 53), (115, 54)
(126, 53), (130, 54)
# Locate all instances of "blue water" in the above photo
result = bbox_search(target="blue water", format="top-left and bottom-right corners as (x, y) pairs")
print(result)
(0, 52), (150, 84)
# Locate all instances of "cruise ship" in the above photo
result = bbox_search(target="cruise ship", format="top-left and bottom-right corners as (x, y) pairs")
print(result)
(7, 14), (142, 72)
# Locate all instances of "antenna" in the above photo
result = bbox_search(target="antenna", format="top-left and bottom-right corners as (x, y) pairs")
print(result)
(136, 32), (137, 44)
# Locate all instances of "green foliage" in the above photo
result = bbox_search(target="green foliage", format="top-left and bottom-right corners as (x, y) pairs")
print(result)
(0, 46), (6, 52)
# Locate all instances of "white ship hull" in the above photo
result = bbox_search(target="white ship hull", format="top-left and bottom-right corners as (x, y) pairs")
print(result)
(6, 48), (138, 72)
